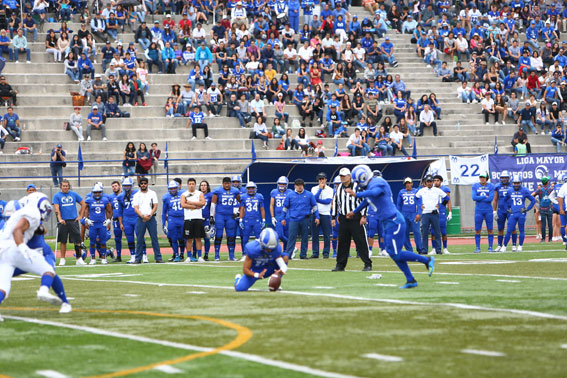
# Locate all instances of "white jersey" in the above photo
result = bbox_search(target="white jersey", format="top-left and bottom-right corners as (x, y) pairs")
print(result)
(0, 206), (41, 251)
(182, 190), (203, 220)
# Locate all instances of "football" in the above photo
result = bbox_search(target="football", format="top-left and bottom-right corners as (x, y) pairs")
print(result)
(268, 274), (281, 292)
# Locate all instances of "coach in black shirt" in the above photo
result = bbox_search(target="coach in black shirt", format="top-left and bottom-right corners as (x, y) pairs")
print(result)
(331, 167), (372, 272)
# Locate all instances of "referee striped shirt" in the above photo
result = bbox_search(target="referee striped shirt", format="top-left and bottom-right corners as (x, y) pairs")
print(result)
(332, 181), (368, 218)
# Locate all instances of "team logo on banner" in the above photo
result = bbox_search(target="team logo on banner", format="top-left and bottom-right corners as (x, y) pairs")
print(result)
(489, 154), (567, 191)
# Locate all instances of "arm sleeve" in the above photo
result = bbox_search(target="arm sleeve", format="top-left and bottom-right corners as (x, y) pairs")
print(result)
(486, 186), (495, 202)
(396, 191), (402, 210)
(282, 195), (289, 213)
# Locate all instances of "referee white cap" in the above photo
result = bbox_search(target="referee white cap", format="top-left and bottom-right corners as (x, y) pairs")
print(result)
(339, 168), (351, 176)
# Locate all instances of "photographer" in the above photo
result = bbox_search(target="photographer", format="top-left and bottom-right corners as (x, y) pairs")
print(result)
(50, 143), (66, 187)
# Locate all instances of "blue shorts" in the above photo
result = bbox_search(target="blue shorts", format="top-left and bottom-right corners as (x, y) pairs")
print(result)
(112, 219), (123, 239)
(167, 217), (185, 241)
(381, 211), (406, 257)
(475, 207), (494, 231)
(216, 213), (237, 239)
(497, 209), (510, 231)
(89, 224), (107, 245)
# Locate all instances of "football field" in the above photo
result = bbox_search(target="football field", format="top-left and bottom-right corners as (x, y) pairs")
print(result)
(1, 242), (566, 378)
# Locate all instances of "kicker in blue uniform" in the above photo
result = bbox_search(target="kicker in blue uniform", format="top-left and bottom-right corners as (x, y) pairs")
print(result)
(239, 181), (266, 252)
(211, 177), (241, 261)
(349, 165), (434, 289)
(501, 175), (536, 252)
(234, 228), (289, 291)
(163, 180), (185, 262)
(471, 172), (495, 253)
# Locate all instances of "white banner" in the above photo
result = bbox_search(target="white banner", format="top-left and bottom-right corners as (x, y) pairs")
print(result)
(450, 154), (489, 185)
(426, 158), (449, 183)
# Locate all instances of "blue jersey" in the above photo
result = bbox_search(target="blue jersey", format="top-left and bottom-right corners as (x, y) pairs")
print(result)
(396, 188), (422, 214)
(0, 199), (6, 229)
(189, 111), (206, 124)
(85, 196), (110, 223)
(494, 182), (512, 211)
(52, 191), (83, 220)
(202, 191), (213, 219)
(354, 177), (398, 221)
(505, 186), (536, 213)
(241, 193), (265, 221)
(119, 189), (139, 219)
(270, 188), (292, 219)
(245, 240), (284, 273)
(472, 182), (495, 211)
(437, 185), (451, 213)
(212, 186), (241, 216)
(109, 192), (123, 219)
(162, 192), (184, 226)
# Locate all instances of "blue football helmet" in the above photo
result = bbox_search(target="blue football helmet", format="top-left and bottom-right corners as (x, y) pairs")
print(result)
(500, 170), (510, 185)
(232, 175), (242, 189)
(351, 165), (373, 188)
(92, 183), (103, 200)
(168, 180), (178, 195)
(246, 181), (257, 195)
(122, 177), (134, 191)
(512, 174), (522, 190)
(258, 228), (279, 250)
(560, 173), (567, 184)
(205, 224), (215, 239)
(277, 176), (289, 192)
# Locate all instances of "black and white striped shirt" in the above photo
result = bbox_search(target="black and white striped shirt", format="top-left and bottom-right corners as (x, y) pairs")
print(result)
(332, 181), (367, 218)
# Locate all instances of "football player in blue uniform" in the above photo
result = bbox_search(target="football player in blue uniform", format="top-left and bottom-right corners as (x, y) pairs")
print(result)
(551, 174), (567, 245)
(232, 175), (246, 253)
(0, 193), (6, 230)
(234, 228), (289, 292)
(472, 172), (495, 253)
(109, 180), (124, 262)
(432, 175), (452, 254)
(349, 165), (435, 289)
(119, 177), (147, 263)
(211, 177), (241, 261)
(493, 170), (517, 251)
(501, 175), (536, 252)
(163, 180), (185, 262)
(239, 182), (266, 254)
(82, 184), (112, 264)
(396, 177), (423, 254)
(270, 176), (292, 251)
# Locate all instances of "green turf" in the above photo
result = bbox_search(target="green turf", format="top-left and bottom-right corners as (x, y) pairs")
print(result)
(1, 242), (566, 378)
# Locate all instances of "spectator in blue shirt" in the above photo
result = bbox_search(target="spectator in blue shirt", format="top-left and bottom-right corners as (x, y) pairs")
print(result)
(161, 41), (177, 73)
(87, 106), (107, 141)
(551, 123), (566, 153)
(50, 144), (66, 186)
(3, 106), (20, 141)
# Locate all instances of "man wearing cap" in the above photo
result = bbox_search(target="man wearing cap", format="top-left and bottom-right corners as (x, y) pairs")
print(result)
(331, 168), (372, 271)
(416, 175), (449, 255)
(544, 80), (561, 106)
(282, 178), (319, 259)
(396, 178), (423, 254)
(472, 172), (495, 253)
(132, 177), (163, 263)
(231, 2), (248, 27)
(50, 144), (66, 187)
(310, 172), (333, 258)
(87, 105), (107, 141)
(518, 101), (538, 135)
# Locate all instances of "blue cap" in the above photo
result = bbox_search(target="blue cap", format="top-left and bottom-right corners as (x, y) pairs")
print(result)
(27, 184), (36, 190)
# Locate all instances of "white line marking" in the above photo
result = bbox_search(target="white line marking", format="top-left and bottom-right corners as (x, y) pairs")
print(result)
(186, 291), (206, 294)
(461, 349), (506, 357)
(363, 353), (403, 362)
(313, 286), (335, 289)
(153, 365), (184, 374)
(6, 316), (362, 378)
(496, 280), (521, 283)
(12, 277), (35, 281)
(123, 294), (140, 297)
(36, 370), (70, 378)
(437, 281), (460, 285)
(375, 284), (397, 287)
(529, 258), (567, 263)
(440, 261), (515, 265)
(60, 277), (567, 321)
(561, 344), (567, 349)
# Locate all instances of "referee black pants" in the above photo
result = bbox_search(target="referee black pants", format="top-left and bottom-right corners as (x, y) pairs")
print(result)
(336, 214), (371, 268)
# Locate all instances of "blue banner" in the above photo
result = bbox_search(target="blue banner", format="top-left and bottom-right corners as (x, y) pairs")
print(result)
(489, 154), (567, 192)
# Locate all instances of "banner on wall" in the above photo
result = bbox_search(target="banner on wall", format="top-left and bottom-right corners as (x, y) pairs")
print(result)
(488, 154), (567, 192)
(426, 158), (449, 183)
(449, 154), (489, 185)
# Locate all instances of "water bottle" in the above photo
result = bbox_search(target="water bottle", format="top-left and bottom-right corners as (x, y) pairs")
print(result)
(457, 121), (461, 131)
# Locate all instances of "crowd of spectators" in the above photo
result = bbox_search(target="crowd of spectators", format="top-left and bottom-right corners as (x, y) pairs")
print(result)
(406, 0), (567, 153)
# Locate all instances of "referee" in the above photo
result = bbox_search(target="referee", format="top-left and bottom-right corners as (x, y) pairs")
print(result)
(331, 168), (372, 272)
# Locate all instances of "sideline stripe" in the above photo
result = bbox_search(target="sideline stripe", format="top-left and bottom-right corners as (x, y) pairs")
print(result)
(363, 353), (403, 362)
(36, 371), (70, 378)
(461, 349), (506, 357)
(153, 365), (183, 374)
(3, 313), (362, 378)
(59, 277), (567, 321)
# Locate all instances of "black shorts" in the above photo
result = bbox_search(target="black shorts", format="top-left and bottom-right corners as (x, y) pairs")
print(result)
(57, 220), (81, 244)
(183, 219), (205, 239)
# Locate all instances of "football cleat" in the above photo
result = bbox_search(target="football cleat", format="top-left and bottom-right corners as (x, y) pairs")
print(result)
(517, 245), (523, 252)
(58, 259), (66, 266)
(59, 302), (72, 314)
(511, 245), (517, 252)
(173, 257), (181, 262)
(127, 256), (136, 264)
(474, 248), (481, 253)
(239, 256), (246, 262)
(143, 255), (149, 263)
(443, 248), (451, 255)
(400, 281), (418, 289)
(101, 258), (108, 265)
(380, 249), (389, 257)
(500, 246), (507, 253)
(494, 245), (502, 252)
(76, 258), (86, 265)
(37, 287), (62, 306)
(428, 249), (436, 255)
(291, 248), (297, 260)
(428, 256), (435, 277)
(488, 247), (494, 253)
(198, 257), (205, 263)
(234, 274), (242, 287)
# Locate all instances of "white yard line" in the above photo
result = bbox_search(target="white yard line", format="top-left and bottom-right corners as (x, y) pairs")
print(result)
(363, 353), (404, 362)
(436, 281), (460, 285)
(35, 370), (70, 378)
(5, 316), (364, 378)
(375, 284), (397, 287)
(461, 349), (506, 357)
(496, 280), (521, 283)
(153, 365), (184, 374)
(186, 291), (206, 294)
(59, 277), (567, 321)
(123, 294), (140, 297)
(313, 286), (335, 289)
(561, 344), (567, 349)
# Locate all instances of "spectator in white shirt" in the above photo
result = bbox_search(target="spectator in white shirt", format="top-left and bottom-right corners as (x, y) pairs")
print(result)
(0, 124), (9, 154)
(297, 41), (313, 64)
(390, 124), (409, 156)
(283, 44), (298, 73)
(419, 104), (437, 136)
(253, 116), (269, 149)
(132, 177), (163, 263)
(481, 91), (498, 124)
(457, 81), (474, 103)
(249, 93), (265, 118)
(231, 2), (248, 27)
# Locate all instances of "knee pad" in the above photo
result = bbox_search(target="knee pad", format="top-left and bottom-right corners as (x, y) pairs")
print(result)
(214, 237), (222, 246)
(227, 236), (236, 246)
(128, 242), (136, 251)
